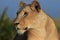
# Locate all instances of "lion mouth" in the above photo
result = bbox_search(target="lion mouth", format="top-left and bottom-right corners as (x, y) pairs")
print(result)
(15, 25), (31, 35)
(15, 27), (26, 35)
(16, 26), (28, 35)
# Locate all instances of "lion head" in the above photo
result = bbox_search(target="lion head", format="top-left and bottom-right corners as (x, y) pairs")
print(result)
(13, 0), (41, 35)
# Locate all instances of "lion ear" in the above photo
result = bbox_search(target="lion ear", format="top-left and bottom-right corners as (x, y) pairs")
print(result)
(20, 1), (26, 7)
(31, 0), (41, 12)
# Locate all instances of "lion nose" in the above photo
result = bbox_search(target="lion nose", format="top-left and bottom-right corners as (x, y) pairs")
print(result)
(14, 23), (19, 26)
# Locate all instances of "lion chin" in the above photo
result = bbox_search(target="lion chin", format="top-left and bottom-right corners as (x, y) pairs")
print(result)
(17, 30), (26, 35)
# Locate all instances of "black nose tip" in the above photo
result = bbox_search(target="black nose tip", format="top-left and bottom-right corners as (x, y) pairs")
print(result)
(14, 23), (19, 25)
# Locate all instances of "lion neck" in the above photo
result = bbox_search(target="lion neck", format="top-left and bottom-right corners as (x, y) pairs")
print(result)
(27, 9), (47, 40)
(27, 28), (46, 40)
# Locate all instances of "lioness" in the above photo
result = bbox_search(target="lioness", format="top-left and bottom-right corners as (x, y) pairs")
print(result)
(14, 0), (59, 40)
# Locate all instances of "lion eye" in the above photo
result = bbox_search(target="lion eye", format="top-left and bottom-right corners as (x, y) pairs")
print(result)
(24, 12), (28, 16)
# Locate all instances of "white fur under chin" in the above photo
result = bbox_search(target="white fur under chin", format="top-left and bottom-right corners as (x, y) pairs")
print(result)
(17, 30), (26, 35)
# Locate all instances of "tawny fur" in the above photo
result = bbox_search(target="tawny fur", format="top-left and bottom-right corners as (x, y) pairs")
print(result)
(14, 0), (59, 40)
(27, 10), (58, 40)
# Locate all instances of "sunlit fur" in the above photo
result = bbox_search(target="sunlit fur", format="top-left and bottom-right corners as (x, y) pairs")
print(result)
(14, 1), (59, 40)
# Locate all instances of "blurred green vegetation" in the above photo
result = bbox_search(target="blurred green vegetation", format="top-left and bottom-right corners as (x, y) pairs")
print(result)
(55, 19), (60, 39)
(0, 7), (16, 40)
(56, 19), (60, 33)
(0, 7), (60, 40)
(55, 20), (60, 33)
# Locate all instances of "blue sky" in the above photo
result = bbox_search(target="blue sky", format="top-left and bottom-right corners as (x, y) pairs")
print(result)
(0, 0), (60, 19)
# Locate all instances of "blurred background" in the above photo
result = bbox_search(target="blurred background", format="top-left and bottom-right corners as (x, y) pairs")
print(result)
(0, 0), (60, 40)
